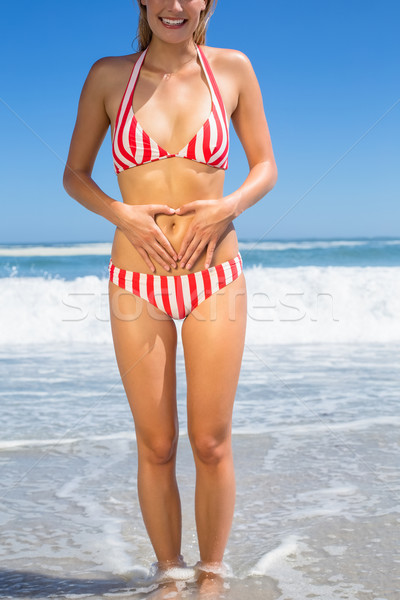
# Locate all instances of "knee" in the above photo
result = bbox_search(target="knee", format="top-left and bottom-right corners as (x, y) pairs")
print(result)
(140, 433), (178, 466)
(190, 432), (231, 466)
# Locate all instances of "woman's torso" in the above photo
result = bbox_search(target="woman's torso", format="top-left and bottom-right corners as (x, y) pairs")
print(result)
(103, 45), (239, 276)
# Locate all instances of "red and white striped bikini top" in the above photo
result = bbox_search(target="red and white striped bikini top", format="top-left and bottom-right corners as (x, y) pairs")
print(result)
(112, 45), (229, 174)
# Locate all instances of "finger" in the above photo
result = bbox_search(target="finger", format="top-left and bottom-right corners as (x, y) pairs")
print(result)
(144, 244), (174, 271)
(154, 230), (178, 262)
(185, 241), (208, 270)
(204, 241), (217, 269)
(152, 239), (178, 270)
(180, 238), (199, 267)
(177, 231), (195, 262)
(146, 238), (181, 271)
(137, 248), (156, 273)
(147, 207), (178, 261)
(175, 203), (195, 216)
(150, 204), (176, 216)
(144, 241), (172, 271)
(181, 238), (206, 270)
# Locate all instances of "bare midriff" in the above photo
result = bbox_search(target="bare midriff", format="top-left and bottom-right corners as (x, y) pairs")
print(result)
(111, 156), (239, 277)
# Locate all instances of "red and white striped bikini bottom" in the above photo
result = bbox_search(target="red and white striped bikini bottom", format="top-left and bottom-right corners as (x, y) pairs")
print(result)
(108, 252), (243, 320)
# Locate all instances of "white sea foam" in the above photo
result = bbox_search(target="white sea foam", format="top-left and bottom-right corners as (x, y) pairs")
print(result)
(229, 416), (400, 438)
(249, 536), (369, 598)
(0, 243), (112, 257)
(249, 535), (300, 574)
(239, 240), (368, 251)
(244, 264), (400, 344)
(288, 485), (363, 521)
(1, 265), (400, 344)
(0, 431), (136, 450)
(55, 462), (135, 575)
(259, 415), (400, 435)
(0, 275), (112, 345)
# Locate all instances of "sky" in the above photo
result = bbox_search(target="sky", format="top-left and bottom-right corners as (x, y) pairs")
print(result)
(1, 0), (399, 244)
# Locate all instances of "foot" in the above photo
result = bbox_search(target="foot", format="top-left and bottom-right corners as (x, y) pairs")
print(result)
(147, 581), (186, 599)
(196, 568), (225, 597)
(194, 562), (230, 597)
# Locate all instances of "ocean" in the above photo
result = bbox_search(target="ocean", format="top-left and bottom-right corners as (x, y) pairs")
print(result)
(0, 238), (399, 600)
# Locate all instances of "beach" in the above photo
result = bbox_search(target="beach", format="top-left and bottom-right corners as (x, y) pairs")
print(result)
(1, 239), (399, 599)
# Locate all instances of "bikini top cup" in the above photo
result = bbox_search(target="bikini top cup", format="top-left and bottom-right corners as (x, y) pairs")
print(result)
(112, 45), (229, 174)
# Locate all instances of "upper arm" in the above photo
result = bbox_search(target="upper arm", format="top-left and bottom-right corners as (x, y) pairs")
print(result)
(230, 51), (277, 173)
(64, 58), (111, 176)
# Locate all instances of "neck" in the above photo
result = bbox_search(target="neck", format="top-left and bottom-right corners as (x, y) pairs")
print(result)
(145, 37), (198, 74)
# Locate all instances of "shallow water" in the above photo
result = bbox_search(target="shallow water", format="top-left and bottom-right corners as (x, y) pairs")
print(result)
(1, 342), (399, 599)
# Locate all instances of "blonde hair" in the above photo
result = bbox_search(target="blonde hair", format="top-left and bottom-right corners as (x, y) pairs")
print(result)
(135, 0), (217, 51)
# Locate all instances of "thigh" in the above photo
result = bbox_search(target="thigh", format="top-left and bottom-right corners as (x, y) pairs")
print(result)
(181, 273), (247, 437)
(109, 281), (179, 444)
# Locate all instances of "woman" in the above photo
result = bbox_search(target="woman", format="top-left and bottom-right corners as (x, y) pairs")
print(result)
(63, 0), (277, 587)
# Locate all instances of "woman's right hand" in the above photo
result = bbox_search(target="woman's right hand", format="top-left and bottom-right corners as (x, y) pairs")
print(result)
(113, 202), (178, 272)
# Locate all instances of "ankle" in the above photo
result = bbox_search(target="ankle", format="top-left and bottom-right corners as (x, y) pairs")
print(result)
(156, 554), (186, 570)
(195, 560), (227, 576)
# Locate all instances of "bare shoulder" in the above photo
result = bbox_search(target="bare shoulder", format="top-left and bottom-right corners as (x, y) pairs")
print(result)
(89, 52), (142, 73)
(200, 45), (254, 77)
(83, 52), (141, 89)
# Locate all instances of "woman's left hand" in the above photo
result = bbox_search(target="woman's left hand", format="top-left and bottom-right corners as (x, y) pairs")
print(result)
(176, 198), (236, 269)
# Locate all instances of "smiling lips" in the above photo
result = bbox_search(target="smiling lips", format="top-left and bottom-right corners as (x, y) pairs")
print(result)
(160, 17), (187, 28)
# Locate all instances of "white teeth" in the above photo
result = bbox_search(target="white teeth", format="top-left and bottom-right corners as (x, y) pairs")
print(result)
(161, 18), (185, 26)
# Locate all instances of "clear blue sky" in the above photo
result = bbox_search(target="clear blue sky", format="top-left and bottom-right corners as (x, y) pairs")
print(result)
(1, 0), (399, 243)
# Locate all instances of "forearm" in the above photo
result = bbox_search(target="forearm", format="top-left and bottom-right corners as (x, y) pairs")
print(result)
(226, 160), (278, 219)
(63, 168), (123, 227)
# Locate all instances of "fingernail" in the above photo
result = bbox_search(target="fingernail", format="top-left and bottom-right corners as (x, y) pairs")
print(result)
(205, 263), (209, 269)
(186, 264), (191, 270)
(164, 265), (170, 271)
(177, 255), (182, 260)
(180, 262), (185, 269)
